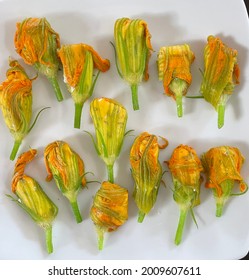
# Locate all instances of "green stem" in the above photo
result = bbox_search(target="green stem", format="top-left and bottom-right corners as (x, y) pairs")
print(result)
(217, 103), (225, 129)
(45, 225), (53, 254)
(10, 140), (22, 161)
(70, 200), (83, 223)
(175, 208), (188, 245)
(138, 211), (145, 223)
(48, 76), (63, 102)
(107, 164), (114, 183)
(169, 78), (187, 117)
(74, 103), (83, 129)
(131, 84), (139, 110)
(216, 203), (223, 217)
(176, 94), (183, 117)
(97, 227), (105, 251)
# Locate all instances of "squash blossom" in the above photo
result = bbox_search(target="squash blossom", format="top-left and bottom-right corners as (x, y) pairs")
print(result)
(57, 43), (110, 129)
(157, 44), (195, 117)
(200, 35), (240, 128)
(130, 132), (168, 223)
(14, 17), (63, 101)
(0, 59), (33, 161)
(202, 146), (248, 217)
(114, 17), (153, 110)
(8, 149), (58, 254)
(44, 141), (86, 223)
(90, 181), (128, 250)
(166, 145), (203, 245)
(89, 97), (128, 183)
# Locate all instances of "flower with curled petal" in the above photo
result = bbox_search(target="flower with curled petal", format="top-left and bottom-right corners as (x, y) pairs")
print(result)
(14, 17), (63, 101)
(130, 132), (168, 223)
(57, 43), (110, 128)
(0, 59), (33, 160)
(114, 17), (153, 110)
(200, 35), (240, 128)
(157, 44), (195, 117)
(90, 181), (128, 250)
(201, 146), (248, 217)
(166, 144), (203, 245)
(44, 140), (86, 223)
(8, 149), (58, 254)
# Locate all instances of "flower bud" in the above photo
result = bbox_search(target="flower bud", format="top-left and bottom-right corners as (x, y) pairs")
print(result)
(44, 140), (86, 223)
(14, 17), (63, 101)
(200, 35), (240, 128)
(89, 97), (128, 183)
(130, 132), (168, 222)
(57, 43), (110, 128)
(166, 144), (203, 245)
(0, 59), (32, 160)
(202, 146), (247, 217)
(9, 149), (58, 254)
(157, 44), (195, 117)
(114, 18), (153, 110)
(90, 181), (128, 250)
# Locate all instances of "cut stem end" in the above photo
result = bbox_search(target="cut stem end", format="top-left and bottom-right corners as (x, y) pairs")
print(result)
(97, 227), (104, 251)
(217, 104), (225, 129)
(45, 225), (53, 254)
(138, 211), (145, 223)
(216, 203), (223, 217)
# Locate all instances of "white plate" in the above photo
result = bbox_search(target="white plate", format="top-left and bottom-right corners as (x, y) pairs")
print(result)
(0, 0), (249, 260)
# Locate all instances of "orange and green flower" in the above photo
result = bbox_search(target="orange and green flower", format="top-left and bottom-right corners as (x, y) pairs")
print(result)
(166, 145), (203, 245)
(202, 146), (248, 217)
(57, 43), (110, 128)
(8, 149), (58, 254)
(14, 17), (63, 101)
(200, 35), (240, 128)
(0, 59), (33, 160)
(90, 181), (128, 250)
(130, 132), (168, 222)
(44, 140), (86, 223)
(114, 18), (153, 110)
(157, 44), (195, 117)
(89, 97), (128, 183)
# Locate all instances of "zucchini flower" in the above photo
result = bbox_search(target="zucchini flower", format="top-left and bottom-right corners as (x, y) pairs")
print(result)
(14, 17), (63, 101)
(114, 17), (153, 110)
(130, 132), (168, 223)
(157, 44), (195, 117)
(0, 59), (33, 161)
(201, 146), (248, 217)
(8, 149), (58, 254)
(166, 145), (203, 245)
(90, 181), (128, 250)
(44, 141), (86, 223)
(57, 43), (110, 129)
(200, 35), (240, 128)
(89, 97), (128, 183)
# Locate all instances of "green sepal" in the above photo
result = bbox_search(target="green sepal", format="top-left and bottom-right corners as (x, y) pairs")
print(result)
(110, 41), (123, 79)
(6, 194), (44, 224)
(28, 107), (50, 133)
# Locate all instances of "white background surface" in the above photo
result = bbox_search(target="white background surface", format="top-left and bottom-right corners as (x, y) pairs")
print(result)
(0, 0), (249, 260)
